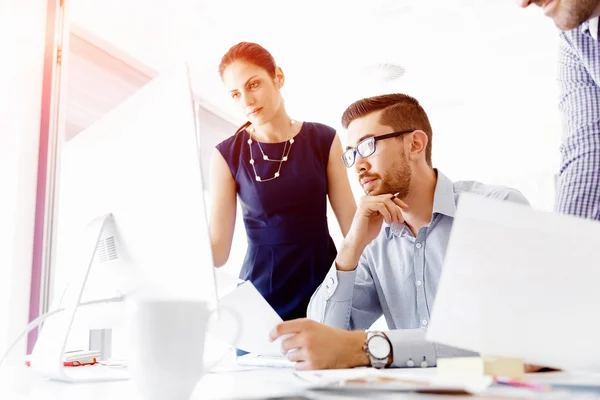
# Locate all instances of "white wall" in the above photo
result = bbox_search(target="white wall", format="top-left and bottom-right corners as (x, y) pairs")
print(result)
(0, 0), (47, 364)
(68, 0), (200, 72)
(66, 0), (562, 214)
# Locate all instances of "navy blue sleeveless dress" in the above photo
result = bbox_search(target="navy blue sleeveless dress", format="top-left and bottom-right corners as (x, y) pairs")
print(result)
(216, 122), (338, 321)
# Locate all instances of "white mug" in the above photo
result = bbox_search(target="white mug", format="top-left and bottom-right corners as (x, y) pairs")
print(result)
(128, 299), (239, 400)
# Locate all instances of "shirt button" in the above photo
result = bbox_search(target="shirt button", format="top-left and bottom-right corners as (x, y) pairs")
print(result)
(326, 285), (332, 294)
(421, 360), (428, 368)
(415, 242), (422, 249)
(416, 280), (422, 286)
(421, 319), (428, 326)
(328, 277), (334, 285)
(406, 359), (415, 367)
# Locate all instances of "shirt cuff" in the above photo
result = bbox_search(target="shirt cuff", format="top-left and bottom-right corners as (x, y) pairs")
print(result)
(385, 328), (437, 368)
(322, 264), (357, 302)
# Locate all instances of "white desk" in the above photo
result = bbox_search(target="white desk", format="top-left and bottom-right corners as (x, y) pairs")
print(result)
(3, 365), (600, 400)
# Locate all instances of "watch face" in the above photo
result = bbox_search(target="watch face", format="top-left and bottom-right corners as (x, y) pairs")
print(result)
(368, 335), (391, 359)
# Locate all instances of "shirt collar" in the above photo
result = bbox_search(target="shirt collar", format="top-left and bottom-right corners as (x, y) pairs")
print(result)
(591, 17), (599, 41)
(431, 169), (456, 218)
(582, 17), (599, 41)
(385, 169), (456, 239)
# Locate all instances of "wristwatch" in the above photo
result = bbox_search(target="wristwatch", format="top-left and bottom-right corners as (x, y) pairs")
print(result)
(364, 331), (393, 368)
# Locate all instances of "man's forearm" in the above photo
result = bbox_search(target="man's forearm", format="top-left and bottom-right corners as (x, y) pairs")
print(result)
(335, 238), (364, 272)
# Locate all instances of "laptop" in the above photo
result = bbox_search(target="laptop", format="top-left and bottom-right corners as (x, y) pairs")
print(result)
(427, 193), (600, 372)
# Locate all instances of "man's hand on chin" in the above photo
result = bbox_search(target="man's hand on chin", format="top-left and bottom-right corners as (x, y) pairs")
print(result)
(269, 319), (370, 371)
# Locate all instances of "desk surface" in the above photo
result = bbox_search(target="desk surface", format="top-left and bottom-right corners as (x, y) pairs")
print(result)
(2, 364), (600, 400)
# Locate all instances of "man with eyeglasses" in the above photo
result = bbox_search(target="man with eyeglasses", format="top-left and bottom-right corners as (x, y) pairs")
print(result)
(269, 93), (529, 371)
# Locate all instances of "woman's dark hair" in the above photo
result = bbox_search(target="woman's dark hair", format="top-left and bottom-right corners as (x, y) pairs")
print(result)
(219, 42), (278, 134)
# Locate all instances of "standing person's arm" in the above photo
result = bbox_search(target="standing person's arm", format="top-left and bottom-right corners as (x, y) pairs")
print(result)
(209, 149), (238, 267)
(327, 133), (357, 237)
(556, 33), (600, 220)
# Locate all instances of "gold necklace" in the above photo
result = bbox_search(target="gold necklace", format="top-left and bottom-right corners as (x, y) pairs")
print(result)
(247, 119), (296, 182)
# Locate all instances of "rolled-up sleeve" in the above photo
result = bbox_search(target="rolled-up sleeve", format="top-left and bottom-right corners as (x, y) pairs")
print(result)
(307, 265), (357, 329)
(307, 253), (382, 330)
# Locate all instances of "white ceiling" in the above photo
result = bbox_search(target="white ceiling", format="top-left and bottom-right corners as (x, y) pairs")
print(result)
(67, 0), (562, 210)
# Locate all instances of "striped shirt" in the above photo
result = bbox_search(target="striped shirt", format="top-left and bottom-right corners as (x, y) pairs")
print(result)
(307, 170), (529, 368)
(556, 18), (600, 220)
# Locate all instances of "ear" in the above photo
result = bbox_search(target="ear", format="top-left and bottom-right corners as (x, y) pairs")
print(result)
(407, 130), (428, 161)
(275, 66), (285, 88)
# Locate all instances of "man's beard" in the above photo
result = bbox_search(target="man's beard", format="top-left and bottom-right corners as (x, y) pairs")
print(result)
(538, 0), (600, 30)
(364, 158), (412, 199)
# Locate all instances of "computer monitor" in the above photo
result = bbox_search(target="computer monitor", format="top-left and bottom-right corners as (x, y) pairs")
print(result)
(29, 64), (219, 382)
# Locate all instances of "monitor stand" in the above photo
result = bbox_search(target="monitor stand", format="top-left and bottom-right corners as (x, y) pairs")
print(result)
(29, 214), (129, 382)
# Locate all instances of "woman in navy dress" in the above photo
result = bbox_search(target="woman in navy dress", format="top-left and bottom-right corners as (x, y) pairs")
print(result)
(210, 42), (356, 323)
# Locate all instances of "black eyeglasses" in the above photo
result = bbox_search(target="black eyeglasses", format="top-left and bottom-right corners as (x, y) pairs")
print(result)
(341, 129), (415, 168)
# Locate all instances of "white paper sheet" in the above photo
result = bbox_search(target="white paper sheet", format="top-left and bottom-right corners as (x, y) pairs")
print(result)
(214, 268), (244, 298)
(208, 281), (283, 356)
(427, 193), (600, 372)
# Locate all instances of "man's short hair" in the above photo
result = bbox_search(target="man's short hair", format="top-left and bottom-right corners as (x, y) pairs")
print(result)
(341, 94), (433, 166)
